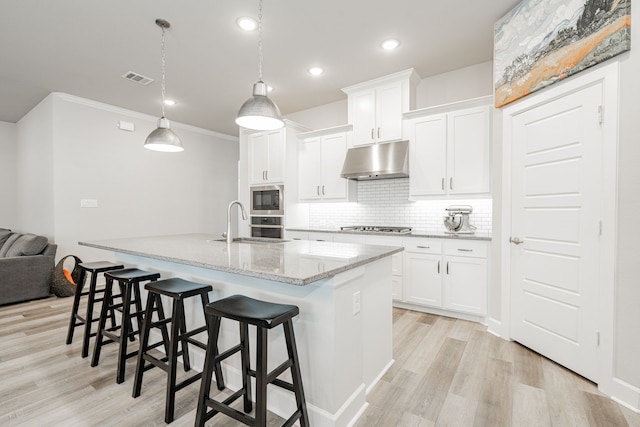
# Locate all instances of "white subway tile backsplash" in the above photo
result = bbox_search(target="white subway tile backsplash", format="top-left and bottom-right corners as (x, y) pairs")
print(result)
(308, 178), (492, 233)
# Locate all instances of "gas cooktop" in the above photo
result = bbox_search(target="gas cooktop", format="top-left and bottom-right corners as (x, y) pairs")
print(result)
(340, 226), (412, 234)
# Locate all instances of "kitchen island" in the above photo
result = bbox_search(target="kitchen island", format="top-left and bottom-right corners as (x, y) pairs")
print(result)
(79, 233), (402, 427)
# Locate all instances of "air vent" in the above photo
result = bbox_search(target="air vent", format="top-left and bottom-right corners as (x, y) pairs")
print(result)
(121, 71), (154, 85)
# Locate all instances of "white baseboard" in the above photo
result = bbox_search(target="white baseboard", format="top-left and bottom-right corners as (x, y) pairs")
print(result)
(600, 376), (640, 413)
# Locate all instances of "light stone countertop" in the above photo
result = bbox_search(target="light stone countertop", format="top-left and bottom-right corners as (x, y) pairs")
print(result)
(79, 233), (403, 286)
(286, 227), (492, 241)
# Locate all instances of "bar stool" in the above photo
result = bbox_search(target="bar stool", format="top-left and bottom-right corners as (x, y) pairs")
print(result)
(195, 294), (309, 427)
(90, 268), (161, 383)
(66, 261), (125, 358)
(132, 277), (224, 424)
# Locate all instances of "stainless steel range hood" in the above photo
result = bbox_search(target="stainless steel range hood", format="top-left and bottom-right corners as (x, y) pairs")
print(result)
(340, 140), (409, 180)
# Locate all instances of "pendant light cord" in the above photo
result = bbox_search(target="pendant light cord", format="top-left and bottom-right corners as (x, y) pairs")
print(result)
(160, 24), (167, 118)
(257, 0), (263, 82)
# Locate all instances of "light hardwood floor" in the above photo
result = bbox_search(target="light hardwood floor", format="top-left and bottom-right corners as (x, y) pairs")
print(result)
(1, 295), (638, 426)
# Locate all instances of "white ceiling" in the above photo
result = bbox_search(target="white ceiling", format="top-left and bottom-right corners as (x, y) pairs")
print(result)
(0, 0), (520, 136)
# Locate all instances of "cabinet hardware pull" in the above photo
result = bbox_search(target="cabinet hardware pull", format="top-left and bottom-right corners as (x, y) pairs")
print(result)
(437, 260), (440, 273)
(416, 245), (430, 249)
(441, 178), (445, 191)
(317, 185), (320, 196)
(446, 261), (449, 274)
(262, 171), (266, 180)
(450, 177), (453, 190)
(371, 128), (374, 140)
(457, 248), (473, 252)
(377, 127), (381, 139)
(322, 185), (325, 195)
(265, 170), (268, 181)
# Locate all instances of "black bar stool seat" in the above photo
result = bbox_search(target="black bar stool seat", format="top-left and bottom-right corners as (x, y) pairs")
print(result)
(195, 294), (309, 427)
(66, 261), (125, 358)
(90, 268), (161, 384)
(132, 277), (224, 424)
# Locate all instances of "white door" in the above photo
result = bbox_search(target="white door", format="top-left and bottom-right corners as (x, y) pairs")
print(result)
(298, 137), (322, 201)
(448, 106), (491, 194)
(320, 133), (348, 200)
(408, 114), (447, 197)
(510, 83), (602, 381)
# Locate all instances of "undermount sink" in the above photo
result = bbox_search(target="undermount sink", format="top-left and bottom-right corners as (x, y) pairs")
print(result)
(208, 237), (287, 244)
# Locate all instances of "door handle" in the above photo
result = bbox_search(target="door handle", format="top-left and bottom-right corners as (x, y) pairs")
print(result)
(510, 237), (524, 245)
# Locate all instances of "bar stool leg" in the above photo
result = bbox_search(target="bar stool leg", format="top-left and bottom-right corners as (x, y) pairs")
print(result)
(115, 282), (133, 384)
(178, 303), (191, 372)
(165, 297), (184, 423)
(255, 326), (268, 426)
(195, 315), (221, 427)
(240, 322), (252, 412)
(285, 320), (310, 426)
(66, 269), (87, 344)
(81, 272), (101, 358)
(132, 293), (156, 399)
(90, 277), (114, 368)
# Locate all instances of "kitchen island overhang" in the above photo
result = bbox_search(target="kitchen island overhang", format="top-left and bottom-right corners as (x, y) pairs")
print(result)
(79, 234), (402, 427)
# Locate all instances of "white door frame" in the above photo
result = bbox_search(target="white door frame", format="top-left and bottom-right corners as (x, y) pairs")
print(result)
(499, 61), (619, 392)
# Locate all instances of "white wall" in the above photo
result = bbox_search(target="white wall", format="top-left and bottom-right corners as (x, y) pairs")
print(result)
(0, 121), (17, 229)
(15, 96), (55, 239)
(614, 4), (640, 389)
(12, 93), (239, 262)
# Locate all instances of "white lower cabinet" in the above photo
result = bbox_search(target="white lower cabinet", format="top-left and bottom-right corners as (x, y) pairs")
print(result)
(286, 230), (488, 317)
(403, 238), (487, 317)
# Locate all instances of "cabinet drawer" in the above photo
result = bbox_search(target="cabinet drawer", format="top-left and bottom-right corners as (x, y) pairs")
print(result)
(443, 240), (487, 258)
(403, 238), (441, 254)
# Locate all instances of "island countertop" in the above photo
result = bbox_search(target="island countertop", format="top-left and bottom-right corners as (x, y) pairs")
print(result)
(79, 233), (403, 286)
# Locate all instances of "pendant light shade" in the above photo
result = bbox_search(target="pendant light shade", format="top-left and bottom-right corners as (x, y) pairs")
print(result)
(236, 81), (283, 130)
(145, 19), (184, 152)
(144, 117), (183, 152)
(235, 0), (284, 131)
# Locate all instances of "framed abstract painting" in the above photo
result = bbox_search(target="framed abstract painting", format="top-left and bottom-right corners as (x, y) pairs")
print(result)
(494, 0), (631, 108)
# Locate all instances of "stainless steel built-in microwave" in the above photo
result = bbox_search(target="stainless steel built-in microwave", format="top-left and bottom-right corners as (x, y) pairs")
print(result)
(250, 185), (284, 216)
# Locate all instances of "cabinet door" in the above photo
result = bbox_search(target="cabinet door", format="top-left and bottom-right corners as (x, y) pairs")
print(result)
(351, 89), (377, 146)
(447, 106), (490, 194)
(298, 138), (322, 201)
(409, 114), (447, 197)
(376, 81), (403, 142)
(265, 130), (285, 183)
(443, 255), (487, 315)
(320, 133), (349, 200)
(391, 276), (403, 302)
(249, 132), (269, 184)
(404, 252), (442, 307)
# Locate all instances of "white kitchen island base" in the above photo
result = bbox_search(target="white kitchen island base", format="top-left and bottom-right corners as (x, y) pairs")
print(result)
(114, 252), (393, 427)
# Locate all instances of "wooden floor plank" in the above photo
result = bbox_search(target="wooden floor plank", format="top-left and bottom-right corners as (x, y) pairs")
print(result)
(2, 297), (639, 426)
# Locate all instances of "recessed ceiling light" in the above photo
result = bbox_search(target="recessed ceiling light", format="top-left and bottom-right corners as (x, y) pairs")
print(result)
(308, 67), (324, 76)
(237, 17), (257, 31)
(163, 99), (176, 106)
(381, 39), (400, 50)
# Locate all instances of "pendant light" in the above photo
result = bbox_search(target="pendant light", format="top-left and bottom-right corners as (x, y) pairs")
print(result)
(144, 19), (184, 152)
(235, 0), (284, 131)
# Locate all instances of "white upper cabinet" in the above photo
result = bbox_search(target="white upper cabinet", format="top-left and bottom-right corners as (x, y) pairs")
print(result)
(404, 96), (492, 198)
(298, 126), (356, 202)
(343, 69), (420, 146)
(249, 129), (285, 184)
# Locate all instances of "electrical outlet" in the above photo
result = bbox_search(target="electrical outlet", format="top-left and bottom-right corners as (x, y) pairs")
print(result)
(353, 291), (361, 315)
(80, 199), (98, 208)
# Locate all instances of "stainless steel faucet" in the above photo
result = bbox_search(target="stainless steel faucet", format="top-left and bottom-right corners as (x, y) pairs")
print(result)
(224, 200), (248, 244)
